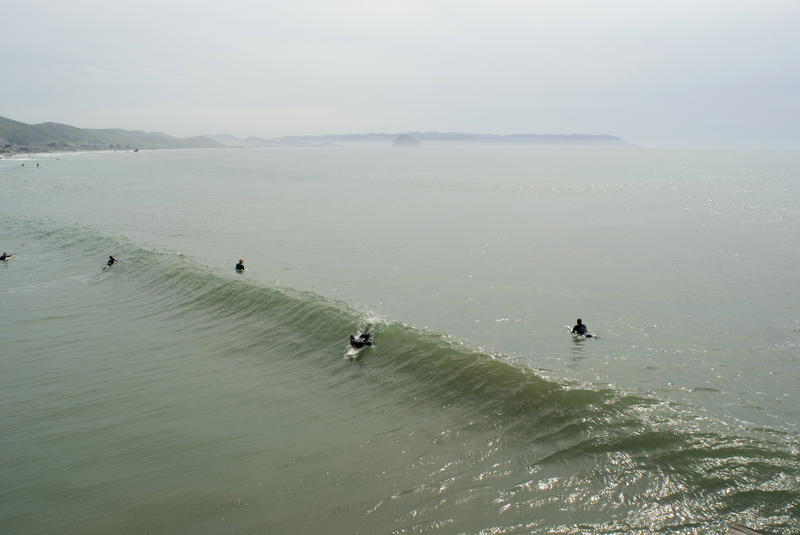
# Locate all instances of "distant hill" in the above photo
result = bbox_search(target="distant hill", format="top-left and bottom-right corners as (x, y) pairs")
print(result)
(393, 134), (422, 147)
(0, 116), (222, 154)
(202, 133), (262, 147)
(0, 114), (630, 155)
(204, 133), (339, 148)
(205, 131), (630, 147)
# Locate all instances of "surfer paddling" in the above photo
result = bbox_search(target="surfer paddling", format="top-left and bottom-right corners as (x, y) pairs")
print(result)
(0, 252), (10, 261)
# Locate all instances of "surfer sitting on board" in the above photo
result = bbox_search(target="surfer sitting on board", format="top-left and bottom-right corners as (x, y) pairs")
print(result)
(235, 259), (245, 272)
(571, 319), (592, 338)
(106, 255), (117, 267)
(350, 325), (374, 349)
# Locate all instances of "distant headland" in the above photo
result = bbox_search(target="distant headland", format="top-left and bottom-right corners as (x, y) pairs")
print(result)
(1, 115), (630, 156)
(204, 131), (631, 148)
(0, 115), (222, 155)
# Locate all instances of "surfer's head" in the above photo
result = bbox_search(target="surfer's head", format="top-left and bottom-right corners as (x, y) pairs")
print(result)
(576, 319), (582, 325)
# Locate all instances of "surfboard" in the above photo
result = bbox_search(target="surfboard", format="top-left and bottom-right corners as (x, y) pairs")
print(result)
(1, 255), (14, 261)
(345, 345), (367, 360)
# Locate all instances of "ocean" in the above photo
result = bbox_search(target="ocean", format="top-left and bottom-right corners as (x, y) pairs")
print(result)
(1, 146), (798, 534)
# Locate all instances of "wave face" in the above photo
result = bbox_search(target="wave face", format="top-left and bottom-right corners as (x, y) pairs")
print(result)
(1, 218), (799, 535)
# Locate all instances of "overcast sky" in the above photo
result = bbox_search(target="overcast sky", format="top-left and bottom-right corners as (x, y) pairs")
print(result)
(2, 0), (798, 147)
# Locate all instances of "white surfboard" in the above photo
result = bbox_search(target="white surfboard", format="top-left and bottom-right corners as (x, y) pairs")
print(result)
(345, 345), (367, 360)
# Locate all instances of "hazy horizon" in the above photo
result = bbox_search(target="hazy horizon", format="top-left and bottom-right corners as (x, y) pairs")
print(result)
(2, 0), (798, 148)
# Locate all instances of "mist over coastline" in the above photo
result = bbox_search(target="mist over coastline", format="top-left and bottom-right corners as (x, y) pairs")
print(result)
(0, 114), (631, 155)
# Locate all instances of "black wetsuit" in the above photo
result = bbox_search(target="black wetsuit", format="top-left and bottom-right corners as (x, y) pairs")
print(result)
(235, 263), (244, 272)
(572, 323), (588, 335)
(107, 257), (116, 267)
(350, 333), (372, 349)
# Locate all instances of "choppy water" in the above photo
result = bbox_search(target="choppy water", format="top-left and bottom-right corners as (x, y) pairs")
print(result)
(1, 147), (798, 534)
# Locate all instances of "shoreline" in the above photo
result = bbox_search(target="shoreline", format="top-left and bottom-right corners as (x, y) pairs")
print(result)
(0, 146), (230, 160)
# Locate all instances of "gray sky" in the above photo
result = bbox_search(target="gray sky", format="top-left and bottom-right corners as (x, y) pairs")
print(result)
(2, 0), (798, 147)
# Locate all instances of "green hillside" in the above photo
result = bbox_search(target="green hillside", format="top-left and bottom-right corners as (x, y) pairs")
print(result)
(0, 116), (222, 153)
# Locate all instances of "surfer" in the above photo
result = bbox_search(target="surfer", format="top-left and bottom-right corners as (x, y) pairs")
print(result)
(106, 255), (117, 267)
(571, 319), (592, 337)
(349, 325), (374, 349)
(235, 259), (245, 272)
(0, 252), (10, 261)
(349, 334), (372, 349)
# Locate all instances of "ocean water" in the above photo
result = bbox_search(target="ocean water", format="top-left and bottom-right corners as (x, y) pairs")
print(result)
(1, 147), (798, 534)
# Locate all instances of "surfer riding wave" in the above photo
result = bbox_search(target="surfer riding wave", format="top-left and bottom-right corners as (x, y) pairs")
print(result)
(349, 324), (375, 349)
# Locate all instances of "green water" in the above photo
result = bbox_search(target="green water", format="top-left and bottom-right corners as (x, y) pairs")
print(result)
(1, 147), (798, 534)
